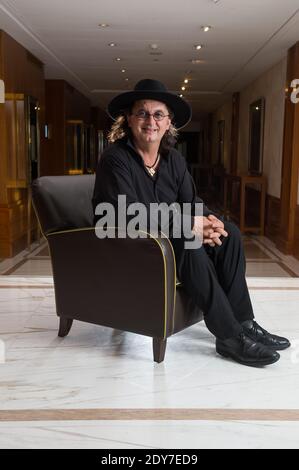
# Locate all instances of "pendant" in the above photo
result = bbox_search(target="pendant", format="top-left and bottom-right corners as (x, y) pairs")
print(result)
(148, 167), (155, 176)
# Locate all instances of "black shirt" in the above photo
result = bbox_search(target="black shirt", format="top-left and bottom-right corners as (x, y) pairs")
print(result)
(92, 138), (216, 234)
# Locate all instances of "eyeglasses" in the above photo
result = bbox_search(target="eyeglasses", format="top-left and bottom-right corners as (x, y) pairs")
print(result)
(133, 110), (170, 121)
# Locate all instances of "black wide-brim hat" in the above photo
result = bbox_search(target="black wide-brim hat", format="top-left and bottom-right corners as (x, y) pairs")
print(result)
(107, 78), (192, 129)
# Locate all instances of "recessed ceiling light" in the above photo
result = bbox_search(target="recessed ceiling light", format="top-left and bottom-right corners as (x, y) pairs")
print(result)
(181, 86), (186, 91)
(99, 23), (109, 28)
(109, 42), (116, 47)
(121, 69), (126, 73)
(179, 94), (184, 97)
(201, 25), (211, 32)
(194, 44), (203, 50)
(125, 78), (129, 81)
(115, 57), (121, 61)
(184, 79), (189, 84)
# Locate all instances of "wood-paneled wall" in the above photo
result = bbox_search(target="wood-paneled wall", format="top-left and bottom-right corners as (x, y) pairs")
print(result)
(294, 206), (299, 260)
(276, 41), (299, 255)
(43, 80), (109, 176)
(0, 32), (109, 258)
(0, 30), (45, 258)
(42, 80), (66, 176)
(65, 81), (91, 123)
(265, 194), (281, 243)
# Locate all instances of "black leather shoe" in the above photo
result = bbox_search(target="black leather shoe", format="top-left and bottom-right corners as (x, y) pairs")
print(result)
(216, 332), (280, 367)
(242, 320), (290, 350)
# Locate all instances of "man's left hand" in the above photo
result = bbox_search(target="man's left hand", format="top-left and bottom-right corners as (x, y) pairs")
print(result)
(204, 214), (228, 247)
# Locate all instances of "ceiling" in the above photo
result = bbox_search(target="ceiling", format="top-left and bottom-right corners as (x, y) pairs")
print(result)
(1, 0), (299, 120)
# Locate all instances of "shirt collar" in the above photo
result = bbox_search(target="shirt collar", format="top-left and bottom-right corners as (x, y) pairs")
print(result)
(125, 137), (167, 159)
(126, 137), (136, 152)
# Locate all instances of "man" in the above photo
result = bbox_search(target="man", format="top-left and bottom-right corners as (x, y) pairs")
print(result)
(92, 78), (290, 367)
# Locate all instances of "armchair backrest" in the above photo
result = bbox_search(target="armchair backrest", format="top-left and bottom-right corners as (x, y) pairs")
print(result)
(32, 175), (95, 236)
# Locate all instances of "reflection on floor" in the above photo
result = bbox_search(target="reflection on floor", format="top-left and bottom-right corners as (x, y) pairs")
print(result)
(0, 235), (299, 449)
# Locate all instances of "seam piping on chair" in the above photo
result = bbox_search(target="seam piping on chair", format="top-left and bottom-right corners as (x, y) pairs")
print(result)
(31, 199), (47, 240)
(162, 236), (177, 335)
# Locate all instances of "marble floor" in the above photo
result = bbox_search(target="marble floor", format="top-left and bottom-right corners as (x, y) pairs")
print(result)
(0, 235), (299, 448)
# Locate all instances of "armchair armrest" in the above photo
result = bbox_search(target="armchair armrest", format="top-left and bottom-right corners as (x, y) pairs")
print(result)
(47, 227), (177, 339)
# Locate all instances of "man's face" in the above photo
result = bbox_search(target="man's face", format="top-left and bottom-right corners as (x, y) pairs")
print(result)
(127, 100), (171, 146)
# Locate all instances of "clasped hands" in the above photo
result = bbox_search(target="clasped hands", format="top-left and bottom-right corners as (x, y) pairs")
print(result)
(192, 214), (228, 247)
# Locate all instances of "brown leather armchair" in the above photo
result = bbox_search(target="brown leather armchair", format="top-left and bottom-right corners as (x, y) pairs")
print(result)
(32, 175), (203, 363)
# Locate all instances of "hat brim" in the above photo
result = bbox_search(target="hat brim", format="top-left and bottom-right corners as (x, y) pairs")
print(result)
(107, 90), (192, 129)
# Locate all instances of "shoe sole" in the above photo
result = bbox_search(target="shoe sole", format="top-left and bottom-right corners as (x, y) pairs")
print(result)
(216, 347), (280, 367)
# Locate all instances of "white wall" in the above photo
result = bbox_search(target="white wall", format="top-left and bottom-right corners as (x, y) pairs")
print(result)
(211, 57), (287, 199)
(238, 58), (287, 198)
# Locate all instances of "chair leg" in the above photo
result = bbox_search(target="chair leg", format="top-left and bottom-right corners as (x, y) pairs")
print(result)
(153, 338), (167, 363)
(58, 317), (73, 337)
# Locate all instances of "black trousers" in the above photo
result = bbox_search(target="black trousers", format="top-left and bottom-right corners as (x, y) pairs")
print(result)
(170, 221), (254, 339)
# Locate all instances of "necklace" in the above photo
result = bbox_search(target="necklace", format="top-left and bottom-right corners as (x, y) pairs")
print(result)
(145, 153), (160, 176)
